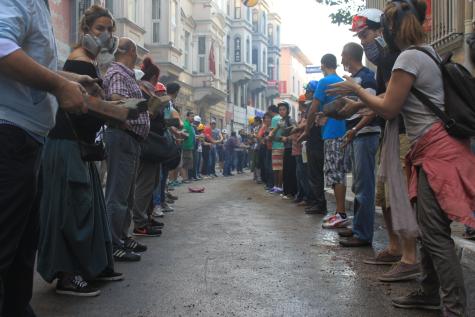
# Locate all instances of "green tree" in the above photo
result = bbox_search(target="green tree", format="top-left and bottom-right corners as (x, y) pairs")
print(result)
(316, 0), (365, 25)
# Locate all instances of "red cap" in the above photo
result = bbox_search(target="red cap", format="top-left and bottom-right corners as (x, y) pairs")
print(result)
(155, 82), (166, 93)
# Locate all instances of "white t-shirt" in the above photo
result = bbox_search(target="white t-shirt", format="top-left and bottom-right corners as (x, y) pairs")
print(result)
(393, 45), (445, 143)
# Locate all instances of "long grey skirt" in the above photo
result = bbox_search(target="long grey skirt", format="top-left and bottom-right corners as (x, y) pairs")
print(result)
(37, 139), (113, 283)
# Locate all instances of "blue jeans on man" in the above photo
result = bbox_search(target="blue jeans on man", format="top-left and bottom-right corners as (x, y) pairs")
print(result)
(349, 133), (380, 242)
(295, 155), (314, 201)
(223, 149), (234, 176)
(209, 146), (217, 175)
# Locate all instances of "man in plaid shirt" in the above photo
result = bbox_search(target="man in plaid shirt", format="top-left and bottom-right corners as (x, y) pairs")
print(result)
(103, 38), (150, 262)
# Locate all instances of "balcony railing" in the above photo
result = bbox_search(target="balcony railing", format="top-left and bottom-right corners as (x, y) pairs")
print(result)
(366, 0), (463, 51)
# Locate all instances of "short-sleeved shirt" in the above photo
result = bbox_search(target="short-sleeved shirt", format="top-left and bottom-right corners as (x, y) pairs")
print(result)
(0, 0), (59, 137)
(271, 115), (284, 149)
(393, 46), (444, 143)
(314, 74), (346, 140)
(182, 119), (195, 150)
(346, 67), (381, 135)
(103, 62), (150, 139)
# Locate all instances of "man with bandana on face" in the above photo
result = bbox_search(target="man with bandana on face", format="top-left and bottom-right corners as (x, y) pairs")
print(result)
(347, 8), (421, 283)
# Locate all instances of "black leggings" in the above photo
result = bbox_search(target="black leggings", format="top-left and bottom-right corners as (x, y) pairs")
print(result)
(283, 148), (297, 196)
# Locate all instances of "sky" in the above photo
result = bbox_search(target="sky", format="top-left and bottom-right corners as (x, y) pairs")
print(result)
(275, 0), (360, 79)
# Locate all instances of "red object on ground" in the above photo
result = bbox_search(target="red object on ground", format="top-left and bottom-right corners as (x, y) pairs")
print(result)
(188, 187), (205, 193)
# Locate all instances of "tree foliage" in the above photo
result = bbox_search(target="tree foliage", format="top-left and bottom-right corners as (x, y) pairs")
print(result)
(316, 0), (366, 25)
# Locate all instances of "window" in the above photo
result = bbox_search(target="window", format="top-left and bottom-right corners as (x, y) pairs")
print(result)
(268, 24), (274, 45)
(246, 7), (251, 22)
(152, 0), (161, 20)
(198, 36), (206, 73)
(267, 57), (274, 80)
(276, 26), (280, 46)
(227, 0), (231, 16)
(105, 0), (114, 12)
(262, 50), (266, 73)
(152, 0), (161, 43)
(252, 48), (258, 70)
(226, 35), (230, 60)
(171, 0), (177, 44)
(234, 37), (241, 62)
(234, 0), (241, 19)
(246, 37), (250, 63)
(184, 32), (190, 70)
(262, 12), (266, 34)
(127, 0), (138, 23)
(252, 10), (259, 32)
(198, 36), (206, 55)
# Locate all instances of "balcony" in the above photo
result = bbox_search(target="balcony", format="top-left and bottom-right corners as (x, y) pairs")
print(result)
(427, 0), (464, 55)
(248, 70), (268, 92)
(230, 62), (254, 83)
(192, 74), (227, 107)
(147, 44), (184, 83)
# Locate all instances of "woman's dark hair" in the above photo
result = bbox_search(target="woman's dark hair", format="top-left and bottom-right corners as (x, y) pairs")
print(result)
(141, 57), (160, 81)
(79, 5), (116, 35)
(267, 105), (278, 113)
(383, 0), (427, 47)
(263, 112), (273, 120)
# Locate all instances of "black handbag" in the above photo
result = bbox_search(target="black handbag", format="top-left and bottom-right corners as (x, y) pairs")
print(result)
(141, 128), (180, 163)
(65, 113), (106, 162)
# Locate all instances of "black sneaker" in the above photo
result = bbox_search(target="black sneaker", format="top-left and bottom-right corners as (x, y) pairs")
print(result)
(124, 237), (147, 252)
(56, 275), (101, 297)
(166, 193), (178, 201)
(150, 219), (164, 229)
(305, 205), (326, 215)
(94, 268), (124, 282)
(392, 289), (441, 310)
(132, 225), (162, 237)
(113, 247), (141, 262)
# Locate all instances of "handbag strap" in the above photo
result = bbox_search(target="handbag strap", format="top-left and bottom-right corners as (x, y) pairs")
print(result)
(63, 111), (82, 141)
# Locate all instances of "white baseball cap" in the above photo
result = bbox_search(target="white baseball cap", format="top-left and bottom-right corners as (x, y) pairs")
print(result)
(194, 115), (202, 123)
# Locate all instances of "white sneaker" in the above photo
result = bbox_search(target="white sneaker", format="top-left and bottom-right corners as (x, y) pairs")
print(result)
(322, 213), (350, 229)
(323, 212), (337, 222)
(152, 205), (164, 218)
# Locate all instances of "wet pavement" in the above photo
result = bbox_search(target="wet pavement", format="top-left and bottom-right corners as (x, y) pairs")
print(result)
(31, 173), (475, 317)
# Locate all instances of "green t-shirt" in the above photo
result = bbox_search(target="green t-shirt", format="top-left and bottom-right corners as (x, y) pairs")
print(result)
(271, 115), (284, 150)
(182, 120), (195, 150)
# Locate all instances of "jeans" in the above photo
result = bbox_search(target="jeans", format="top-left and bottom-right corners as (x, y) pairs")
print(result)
(223, 150), (234, 175)
(417, 169), (466, 316)
(307, 145), (327, 211)
(349, 133), (379, 242)
(105, 128), (141, 247)
(132, 160), (160, 228)
(209, 146), (217, 175)
(0, 125), (41, 317)
(236, 150), (244, 172)
(283, 148), (298, 196)
(201, 145), (210, 175)
(295, 155), (312, 201)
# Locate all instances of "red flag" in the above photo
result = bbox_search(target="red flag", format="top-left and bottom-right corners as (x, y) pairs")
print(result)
(209, 42), (216, 76)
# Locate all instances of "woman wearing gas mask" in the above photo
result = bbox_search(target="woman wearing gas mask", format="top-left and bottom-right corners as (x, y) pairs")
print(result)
(37, 5), (122, 297)
(329, 0), (475, 315)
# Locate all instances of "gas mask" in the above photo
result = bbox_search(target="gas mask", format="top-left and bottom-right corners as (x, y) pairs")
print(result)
(363, 36), (388, 66)
(82, 31), (118, 57)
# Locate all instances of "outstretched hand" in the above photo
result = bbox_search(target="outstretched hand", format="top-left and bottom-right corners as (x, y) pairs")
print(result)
(326, 75), (361, 96)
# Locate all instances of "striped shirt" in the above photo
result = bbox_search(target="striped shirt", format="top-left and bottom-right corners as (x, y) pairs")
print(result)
(103, 62), (150, 139)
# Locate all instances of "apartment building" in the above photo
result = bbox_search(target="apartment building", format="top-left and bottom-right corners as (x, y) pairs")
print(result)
(366, 0), (475, 73)
(275, 44), (313, 120)
(49, 0), (282, 131)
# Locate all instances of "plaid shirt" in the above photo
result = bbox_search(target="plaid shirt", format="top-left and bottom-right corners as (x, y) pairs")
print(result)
(103, 62), (150, 139)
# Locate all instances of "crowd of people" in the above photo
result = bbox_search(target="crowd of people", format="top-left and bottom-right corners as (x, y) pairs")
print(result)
(242, 1), (475, 316)
(1, 0), (475, 317)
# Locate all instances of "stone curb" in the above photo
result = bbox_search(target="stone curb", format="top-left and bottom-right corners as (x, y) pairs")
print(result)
(324, 191), (475, 268)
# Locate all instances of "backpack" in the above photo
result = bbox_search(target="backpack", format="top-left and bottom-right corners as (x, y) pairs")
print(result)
(408, 47), (475, 139)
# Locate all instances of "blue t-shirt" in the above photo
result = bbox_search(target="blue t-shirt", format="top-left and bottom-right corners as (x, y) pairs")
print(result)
(314, 73), (346, 140)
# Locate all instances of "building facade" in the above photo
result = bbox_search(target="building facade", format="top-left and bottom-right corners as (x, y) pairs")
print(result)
(366, 0), (475, 73)
(276, 45), (312, 120)
(49, 0), (282, 131)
